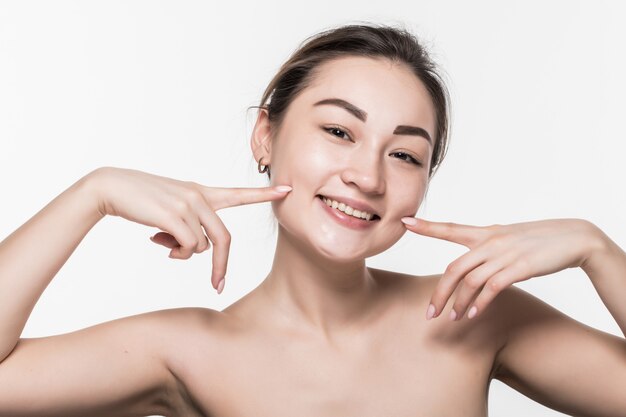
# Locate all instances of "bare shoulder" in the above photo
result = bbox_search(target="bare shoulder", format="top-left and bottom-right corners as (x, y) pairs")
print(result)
(368, 268), (510, 380)
(374, 267), (514, 336)
(0, 306), (231, 417)
(372, 267), (526, 324)
(150, 306), (233, 356)
(122, 306), (240, 417)
(123, 306), (227, 341)
(96, 306), (230, 372)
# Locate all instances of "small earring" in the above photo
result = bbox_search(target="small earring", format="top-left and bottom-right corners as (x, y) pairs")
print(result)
(258, 157), (270, 174)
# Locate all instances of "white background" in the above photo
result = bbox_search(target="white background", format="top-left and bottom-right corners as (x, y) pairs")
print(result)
(1, 1), (625, 416)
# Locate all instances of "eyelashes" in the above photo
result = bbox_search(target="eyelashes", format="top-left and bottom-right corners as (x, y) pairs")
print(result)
(322, 126), (423, 167)
(390, 151), (422, 166)
(325, 126), (351, 141)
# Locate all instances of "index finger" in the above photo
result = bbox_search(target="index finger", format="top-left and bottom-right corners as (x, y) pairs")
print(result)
(205, 185), (292, 211)
(401, 218), (484, 247)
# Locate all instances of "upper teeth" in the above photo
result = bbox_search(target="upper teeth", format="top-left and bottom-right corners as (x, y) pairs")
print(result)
(321, 196), (375, 221)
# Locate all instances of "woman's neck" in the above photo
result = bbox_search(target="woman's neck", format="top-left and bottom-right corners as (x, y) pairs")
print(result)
(259, 225), (380, 341)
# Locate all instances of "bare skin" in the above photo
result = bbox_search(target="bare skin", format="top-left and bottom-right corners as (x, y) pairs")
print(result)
(204, 270), (504, 417)
(1, 56), (626, 417)
(0, 167), (625, 417)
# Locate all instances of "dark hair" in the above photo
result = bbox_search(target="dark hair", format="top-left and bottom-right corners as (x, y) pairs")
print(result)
(250, 22), (451, 180)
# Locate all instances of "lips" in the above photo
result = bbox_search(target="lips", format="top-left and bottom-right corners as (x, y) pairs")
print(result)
(316, 194), (381, 220)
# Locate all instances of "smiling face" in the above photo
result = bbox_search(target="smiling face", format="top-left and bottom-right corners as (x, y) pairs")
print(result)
(252, 56), (436, 262)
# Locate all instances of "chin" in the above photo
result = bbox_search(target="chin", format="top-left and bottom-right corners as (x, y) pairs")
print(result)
(310, 232), (401, 263)
(314, 245), (369, 263)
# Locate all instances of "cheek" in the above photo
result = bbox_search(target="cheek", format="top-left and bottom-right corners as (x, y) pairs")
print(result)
(271, 135), (340, 200)
(366, 191), (423, 256)
(388, 177), (426, 215)
(268, 140), (329, 224)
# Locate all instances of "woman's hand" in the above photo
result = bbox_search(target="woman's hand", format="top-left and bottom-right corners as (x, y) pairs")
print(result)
(88, 167), (292, 293)
(400, 216), (605, 321)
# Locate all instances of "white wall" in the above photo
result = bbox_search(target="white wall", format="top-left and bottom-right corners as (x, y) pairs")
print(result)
(1, 1), (624, 416)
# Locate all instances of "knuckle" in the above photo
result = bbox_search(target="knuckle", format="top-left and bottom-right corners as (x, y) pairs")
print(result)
(214, 231), (231, 247)
(195, 241), (207, 253)
(486, 279), (502, 293)
(184, 180), (200, 189)
(463, 274), (481, 290)
(173, 198), (192, 214)
(445, 262), (459, 275)
(489, 234), (508, 248)
(185, 187), (205, 205)
(463, 273), (482, 289)
(176, 234), (194, 250)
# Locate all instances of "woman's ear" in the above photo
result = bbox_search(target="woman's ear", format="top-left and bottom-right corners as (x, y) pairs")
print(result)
(250, 107), (273, 163)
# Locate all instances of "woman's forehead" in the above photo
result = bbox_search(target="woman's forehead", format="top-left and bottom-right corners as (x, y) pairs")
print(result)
(295, 57), (437, 135)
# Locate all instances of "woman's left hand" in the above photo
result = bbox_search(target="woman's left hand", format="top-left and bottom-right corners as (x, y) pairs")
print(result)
(400, 217), (604, 321)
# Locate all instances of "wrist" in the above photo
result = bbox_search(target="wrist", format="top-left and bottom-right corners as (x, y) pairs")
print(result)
(76, 168), (109, 220)
(580, 222), (614, 275)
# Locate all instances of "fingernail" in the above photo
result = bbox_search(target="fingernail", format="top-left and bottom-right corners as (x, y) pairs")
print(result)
(449, 309), (457, 321)
(468, 306), (477, 319)
(216, 278), (225, 294)
(275, 185), (292, 193)
(401, 217), (418, 226)
(426, 304), (436, 320)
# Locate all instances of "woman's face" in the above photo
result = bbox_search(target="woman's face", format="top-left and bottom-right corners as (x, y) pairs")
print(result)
(259, 56), (436, 262)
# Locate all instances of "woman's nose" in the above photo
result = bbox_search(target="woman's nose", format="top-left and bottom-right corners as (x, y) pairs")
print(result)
(340, 150), (386, 194)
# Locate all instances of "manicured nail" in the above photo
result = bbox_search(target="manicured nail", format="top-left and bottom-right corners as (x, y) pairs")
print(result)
(275, 185), (292, 192)
(401, 217), (418, 226)
(449, 309), (457, 321)
(468, 306), (477, 319)
(216, 278), (225, 294)
(426, 304), (436, 320)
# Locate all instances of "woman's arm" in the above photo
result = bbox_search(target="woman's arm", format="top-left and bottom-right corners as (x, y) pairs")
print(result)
(580, 228), (626, 337)
(494, 225), (626, 416)
(401, 217), (626, 415)
(0, 171), (182, 416)
(0, 167), (291, 416)
(0, 172), (103, 361)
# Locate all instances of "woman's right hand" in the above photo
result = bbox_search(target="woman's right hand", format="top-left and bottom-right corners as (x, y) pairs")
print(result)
(87, 166), (292, 292)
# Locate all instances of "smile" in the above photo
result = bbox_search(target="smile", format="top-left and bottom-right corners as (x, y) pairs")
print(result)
(318, 195), (378, 221)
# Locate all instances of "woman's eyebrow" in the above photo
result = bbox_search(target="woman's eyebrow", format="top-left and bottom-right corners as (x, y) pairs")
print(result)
(313, 97), (432, 144)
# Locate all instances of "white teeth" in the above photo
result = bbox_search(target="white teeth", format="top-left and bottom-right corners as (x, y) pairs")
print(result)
(321, 196), (375, 221)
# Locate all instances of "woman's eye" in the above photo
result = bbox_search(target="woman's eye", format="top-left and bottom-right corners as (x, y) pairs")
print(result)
(323, 126), (422, 167)
(324, 126), (351, 141)
(391, 152), (422, 166)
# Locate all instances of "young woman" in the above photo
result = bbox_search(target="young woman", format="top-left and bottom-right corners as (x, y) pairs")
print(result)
(1, 23), (625, 417)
